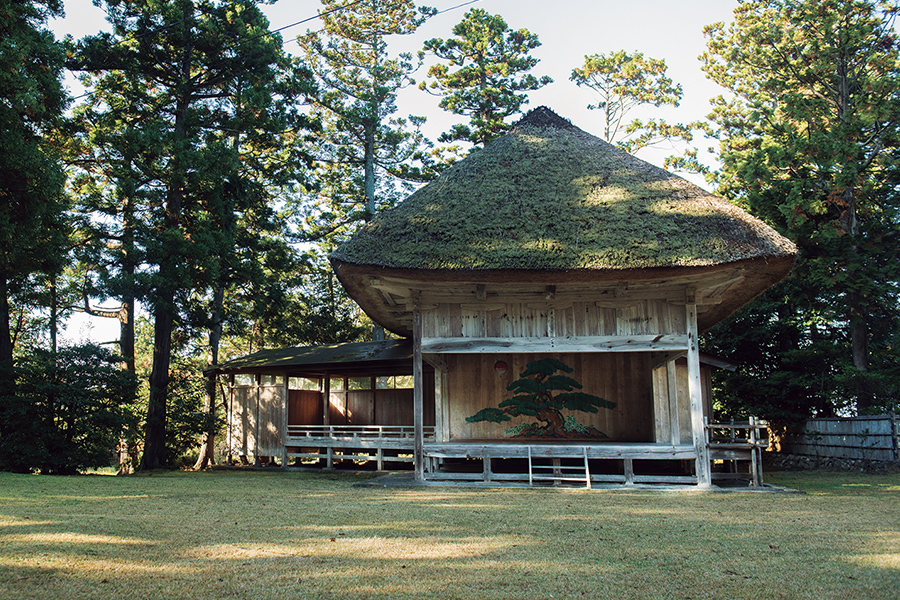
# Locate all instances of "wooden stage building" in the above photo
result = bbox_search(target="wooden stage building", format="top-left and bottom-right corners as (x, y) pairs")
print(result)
(210, 108), (794, 488)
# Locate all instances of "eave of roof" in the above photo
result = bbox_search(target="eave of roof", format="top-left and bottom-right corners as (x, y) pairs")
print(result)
(206, 339), (414, 375)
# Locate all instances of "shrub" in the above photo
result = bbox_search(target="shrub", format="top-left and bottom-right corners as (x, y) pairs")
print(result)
(0, 344), (139, 474)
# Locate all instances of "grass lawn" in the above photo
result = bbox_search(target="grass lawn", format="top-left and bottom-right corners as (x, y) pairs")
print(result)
(0, 470), (897, 600)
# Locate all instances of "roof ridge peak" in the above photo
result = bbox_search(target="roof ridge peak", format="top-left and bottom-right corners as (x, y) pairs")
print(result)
(512, 106), (580, 132)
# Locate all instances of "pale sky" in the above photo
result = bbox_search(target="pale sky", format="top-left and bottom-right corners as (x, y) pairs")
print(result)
(52, 0), (739, 155)
(50, 0), (740, 344)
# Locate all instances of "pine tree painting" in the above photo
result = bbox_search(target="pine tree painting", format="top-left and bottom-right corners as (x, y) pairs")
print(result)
(466, 358), (616, 439)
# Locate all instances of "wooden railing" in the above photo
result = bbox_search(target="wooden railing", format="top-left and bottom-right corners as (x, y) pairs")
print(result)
(285, 424), (435, 440)
(706, 417), (769, 486)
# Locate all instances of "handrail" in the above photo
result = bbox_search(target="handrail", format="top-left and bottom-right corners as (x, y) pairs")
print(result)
(706, 417), (769, 448)
(285, 424), (436, 440)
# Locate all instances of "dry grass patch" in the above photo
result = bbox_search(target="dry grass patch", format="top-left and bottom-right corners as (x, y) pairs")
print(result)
(0, 470), (897, 600)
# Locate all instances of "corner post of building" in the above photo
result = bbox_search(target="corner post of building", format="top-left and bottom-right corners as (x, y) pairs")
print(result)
(227, 374), (234, 465)
(281, 371), (289, 467)
(686, 288), (712, 486)
(254, 373), (261, 466)
(413, 292), (425, 482)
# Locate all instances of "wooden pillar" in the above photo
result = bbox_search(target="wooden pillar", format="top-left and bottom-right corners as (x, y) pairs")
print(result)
(667, 359), (680, 445)
(281, 372), (289, 467)
(227, 374), (234, 465)
(254, 373), (261, 466)
(413, 296), (424, 481)
(323, 374), (332, 468)
(686, 291), (712, 486)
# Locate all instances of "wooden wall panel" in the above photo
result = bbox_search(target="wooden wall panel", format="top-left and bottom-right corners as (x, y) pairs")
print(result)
(258, 386), (284, 455)
(373, 383), (435, 426)
(446, 353), (653, 442)
(651, 365), (671, 443)
(422, 299), (686, 341)
(674, 361), (693, 444)
(346, 390), (375, 425)
(329, 391), (347, 425)
(231, 387), (255, 456)
(288, 390), (324, 426)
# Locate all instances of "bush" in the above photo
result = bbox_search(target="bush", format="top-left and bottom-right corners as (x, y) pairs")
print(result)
(0, 344), (139, 474)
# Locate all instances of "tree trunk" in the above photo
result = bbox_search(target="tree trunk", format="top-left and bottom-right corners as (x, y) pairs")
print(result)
(363, 123), (385, 341)
(0, 274), (14, 399)
(194, 285), (224, 470)
(140, 301), (174, 470)
(120, 173), (137, 373)
(843, 187), (873, 413)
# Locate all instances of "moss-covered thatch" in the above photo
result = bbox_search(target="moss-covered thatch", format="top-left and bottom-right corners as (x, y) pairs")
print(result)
(331, 107), (795, 272)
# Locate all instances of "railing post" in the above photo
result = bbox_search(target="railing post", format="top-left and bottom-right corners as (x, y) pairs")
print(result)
(749, 416), (760, 486)
(891, 411), (898, 463)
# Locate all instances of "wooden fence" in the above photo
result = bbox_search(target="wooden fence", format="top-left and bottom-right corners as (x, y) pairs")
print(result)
(784, 414), (899, 462)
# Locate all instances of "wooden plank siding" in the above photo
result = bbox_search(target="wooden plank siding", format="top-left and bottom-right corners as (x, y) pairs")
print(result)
(325, 381), (435, 428)
(257, 385), (285, 457)
(227, 384), (284, 459)
(421, 299), (687, 340)
(445, 353), (653, 442)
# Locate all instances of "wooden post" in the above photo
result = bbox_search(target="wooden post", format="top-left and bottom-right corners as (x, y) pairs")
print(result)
(686, 292), (712, 486)
(891, 411), (898, 464)
(227, 374), (234, 465)
(323, 374), (332, 468)
(254, 373), (261, 466)
(413, 296), (425, 481)
(281, 372), (289, 467)
(666, 359), (680, 445)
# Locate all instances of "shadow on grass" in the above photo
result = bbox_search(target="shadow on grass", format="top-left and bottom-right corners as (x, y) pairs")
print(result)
(1, 470), (897, 600)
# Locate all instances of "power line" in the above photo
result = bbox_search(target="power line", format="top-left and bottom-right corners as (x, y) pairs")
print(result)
(68, 0), (479, 102)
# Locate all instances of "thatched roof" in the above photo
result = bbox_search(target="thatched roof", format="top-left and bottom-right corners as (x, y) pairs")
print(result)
(332, 107), (795, 271)
(330, 107), (796, 335)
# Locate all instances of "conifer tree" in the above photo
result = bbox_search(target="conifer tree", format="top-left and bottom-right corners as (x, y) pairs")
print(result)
(421, 8), (552, 148)
(0, 0), (69, 398)
(73, 0), (315, 469)
(570, 50), (707, 172)
(701, 0), (900, 414)
(298, 0), (435, 341)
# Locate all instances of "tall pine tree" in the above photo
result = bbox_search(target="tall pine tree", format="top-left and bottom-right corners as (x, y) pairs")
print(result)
(73, 0), (315, 469)
(298, 0), (435, 341)
(701, 0), (900, 415)
(0, 0), (69, 397)
(421, 8), (551, 148)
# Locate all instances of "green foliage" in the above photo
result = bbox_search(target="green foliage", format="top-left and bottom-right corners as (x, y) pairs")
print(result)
(299, 0), (436, 241)
(421, 8), (552, 147)
(72, 0), (317, 468)
(164, 358), (220, 466)
(701, 0), (900, 415)
(570, 50), (706, 172)
(571, 50), (681, 143)
(466, 358), (615, 439)
(0, 344), (138, 475)
(0, 0), (70, 391)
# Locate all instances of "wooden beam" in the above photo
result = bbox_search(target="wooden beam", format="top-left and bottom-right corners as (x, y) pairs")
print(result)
(422, 353), (449, 373)
(686, 297), (712, 486)
(413, 294), (425, 482)
(421, 334), (689, 354)
(650, 350), (687, 370)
